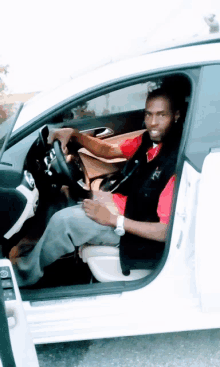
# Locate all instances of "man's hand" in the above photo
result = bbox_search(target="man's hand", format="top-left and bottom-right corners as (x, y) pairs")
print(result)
(49, 128), (79, 154)
(83, 199), (117, 227)
(92, 191), (120, 215)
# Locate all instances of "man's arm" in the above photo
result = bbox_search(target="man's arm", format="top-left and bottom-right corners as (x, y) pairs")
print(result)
(83, 199), (168, 242)
(50, 127), (124, 159)
(113, 216), (167, 242)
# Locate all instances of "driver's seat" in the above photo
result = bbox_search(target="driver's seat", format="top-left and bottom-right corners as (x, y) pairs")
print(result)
(80, 245), (152, 282)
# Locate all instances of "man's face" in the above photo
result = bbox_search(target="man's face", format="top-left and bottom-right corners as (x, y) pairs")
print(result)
(144, 96), (179, 142)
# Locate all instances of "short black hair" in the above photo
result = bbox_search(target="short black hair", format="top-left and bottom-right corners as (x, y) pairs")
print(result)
(146, 87), (184, 113)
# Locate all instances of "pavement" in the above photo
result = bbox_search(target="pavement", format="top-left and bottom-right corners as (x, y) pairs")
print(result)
(36, 328), (220, 367)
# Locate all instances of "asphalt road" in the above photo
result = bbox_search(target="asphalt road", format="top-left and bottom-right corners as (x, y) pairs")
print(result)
(36, 329), (220, 367)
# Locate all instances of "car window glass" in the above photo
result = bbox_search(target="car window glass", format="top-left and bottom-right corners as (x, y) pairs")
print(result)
(71, 82), (155, 120)
(185, 65), (220, 171)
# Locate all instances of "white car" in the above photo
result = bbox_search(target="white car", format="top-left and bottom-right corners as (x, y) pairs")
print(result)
(0, 34), (220, 364)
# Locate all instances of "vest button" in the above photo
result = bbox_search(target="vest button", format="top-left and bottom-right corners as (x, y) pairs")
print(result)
(135, 160), (139, 163)
(145, 194), (148, 197)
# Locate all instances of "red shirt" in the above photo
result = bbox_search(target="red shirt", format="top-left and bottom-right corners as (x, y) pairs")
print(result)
(112, 135), (175, 224)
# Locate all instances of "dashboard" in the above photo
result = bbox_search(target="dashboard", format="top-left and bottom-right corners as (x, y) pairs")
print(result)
(0, 166), (39, 239)
(0, 125), (86, 241)
(0, 126), (50, 240)
(3, 172), (39, 239)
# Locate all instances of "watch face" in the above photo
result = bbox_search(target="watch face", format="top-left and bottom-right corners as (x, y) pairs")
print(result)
(114, 227), (125, 236)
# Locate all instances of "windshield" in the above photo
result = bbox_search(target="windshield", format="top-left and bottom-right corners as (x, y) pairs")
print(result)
(0, 102), (23, 161)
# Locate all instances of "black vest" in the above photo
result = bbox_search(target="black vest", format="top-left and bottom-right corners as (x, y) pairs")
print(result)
(117, 129), (181, 275)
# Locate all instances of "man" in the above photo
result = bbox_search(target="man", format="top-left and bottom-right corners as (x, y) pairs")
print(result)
(13, 88), (182, 286)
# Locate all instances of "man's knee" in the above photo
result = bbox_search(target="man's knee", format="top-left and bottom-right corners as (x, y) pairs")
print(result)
(48, 208), (67, 229)
(47, 205), (82, 230)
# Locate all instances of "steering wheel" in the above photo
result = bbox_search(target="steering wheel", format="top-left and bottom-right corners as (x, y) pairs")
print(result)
(53, 140), (86, 186)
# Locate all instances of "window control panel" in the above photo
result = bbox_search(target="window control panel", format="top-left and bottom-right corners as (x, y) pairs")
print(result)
(0, 266), (16, 301)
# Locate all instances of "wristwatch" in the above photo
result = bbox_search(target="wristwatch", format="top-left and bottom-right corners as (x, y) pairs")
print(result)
(114, 215), (125, 236)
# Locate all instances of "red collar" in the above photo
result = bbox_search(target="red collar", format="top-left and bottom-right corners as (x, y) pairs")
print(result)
(147, 143), (162, 162)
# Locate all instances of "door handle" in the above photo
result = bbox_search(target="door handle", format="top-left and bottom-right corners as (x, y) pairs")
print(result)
(81, 127), (114, 138)
(95, 127), (114, 138)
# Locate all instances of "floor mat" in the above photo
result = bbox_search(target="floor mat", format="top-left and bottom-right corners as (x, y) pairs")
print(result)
(29, 255), (92, 289)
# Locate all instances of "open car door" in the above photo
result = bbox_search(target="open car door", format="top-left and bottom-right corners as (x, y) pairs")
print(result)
(195, 148), (220, 312)
(0, 258), (39, 367)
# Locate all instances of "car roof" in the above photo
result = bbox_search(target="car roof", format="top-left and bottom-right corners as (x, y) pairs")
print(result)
(13, 36), (220, 132)
(139, 33), (220, 56)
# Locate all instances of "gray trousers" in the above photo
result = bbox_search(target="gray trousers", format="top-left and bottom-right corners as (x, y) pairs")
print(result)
(13, 205), (120, 287)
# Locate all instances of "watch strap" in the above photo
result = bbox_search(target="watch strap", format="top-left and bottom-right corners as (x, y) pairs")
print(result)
(117, 215), (125, 230)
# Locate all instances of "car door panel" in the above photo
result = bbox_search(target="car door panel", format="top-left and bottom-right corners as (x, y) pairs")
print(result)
(0, 277), (16, 367)
(104, 128), (145, 145)
(195, 148), (220, 312)
(79, 152), (125, 180)
(81, 127), (114, 138)
(62, 109), (145, 137)
(79, 129), (145, 181)
(0, 259), (39, 366)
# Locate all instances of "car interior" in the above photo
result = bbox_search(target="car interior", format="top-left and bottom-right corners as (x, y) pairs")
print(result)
(1, 72), (192, 298)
